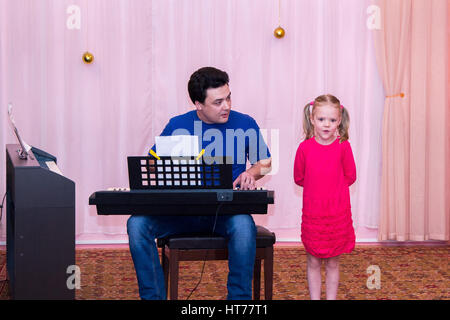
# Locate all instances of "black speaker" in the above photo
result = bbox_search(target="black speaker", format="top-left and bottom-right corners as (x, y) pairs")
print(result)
(6, 144), (75, 300)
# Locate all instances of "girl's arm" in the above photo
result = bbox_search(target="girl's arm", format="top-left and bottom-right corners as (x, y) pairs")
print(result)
(342, 141), (356, 186)
(293, 145), (305, 186)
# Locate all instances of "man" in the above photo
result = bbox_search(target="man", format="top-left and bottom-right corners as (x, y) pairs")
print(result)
(127, 67), (272, 299)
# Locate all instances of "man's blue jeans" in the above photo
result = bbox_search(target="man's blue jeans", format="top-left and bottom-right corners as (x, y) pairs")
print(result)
(127, 214), (256, 300)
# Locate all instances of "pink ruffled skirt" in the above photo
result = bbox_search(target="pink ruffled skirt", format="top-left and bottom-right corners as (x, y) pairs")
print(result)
(301, 197), (355, 258)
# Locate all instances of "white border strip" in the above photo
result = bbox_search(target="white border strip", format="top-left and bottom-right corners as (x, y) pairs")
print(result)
(75, 240), (129, 245)
(1, 238), (380, 246)
(275, 237), (379, 243)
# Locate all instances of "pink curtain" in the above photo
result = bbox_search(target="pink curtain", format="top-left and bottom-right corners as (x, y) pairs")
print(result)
(0, 0), (385, 243)
(447, 0), (450, 237)
(374, 0), (449, 241)
(151, 0), (385, 242)
(0, 0), (153, 243)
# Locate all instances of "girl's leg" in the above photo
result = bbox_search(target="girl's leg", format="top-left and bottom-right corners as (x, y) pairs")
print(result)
(324, 255), (340, 300)
(306, 253), (322, 300)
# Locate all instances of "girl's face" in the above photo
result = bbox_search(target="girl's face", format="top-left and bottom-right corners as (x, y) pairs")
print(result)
(310, 104), (341, 145)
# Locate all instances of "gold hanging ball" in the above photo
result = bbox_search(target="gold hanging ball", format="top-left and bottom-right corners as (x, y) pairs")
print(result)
(274, 26), (285, 39)
(82, 51), (94, 64)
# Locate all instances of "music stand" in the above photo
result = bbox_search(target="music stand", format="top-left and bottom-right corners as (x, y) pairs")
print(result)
(7, 103), (33, 160)
(127, 156), (232, 190)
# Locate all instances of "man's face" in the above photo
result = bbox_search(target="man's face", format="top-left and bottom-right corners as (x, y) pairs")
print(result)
(195, 84), (231, 124)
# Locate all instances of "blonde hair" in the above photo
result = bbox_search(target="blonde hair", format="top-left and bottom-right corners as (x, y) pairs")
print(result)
(302, 94), (350, 143)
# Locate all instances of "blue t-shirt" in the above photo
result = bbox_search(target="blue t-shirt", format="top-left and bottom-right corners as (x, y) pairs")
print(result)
(150, 110), (271, 181)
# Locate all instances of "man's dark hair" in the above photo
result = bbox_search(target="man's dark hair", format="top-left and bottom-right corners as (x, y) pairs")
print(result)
(188, 67), (229, 104)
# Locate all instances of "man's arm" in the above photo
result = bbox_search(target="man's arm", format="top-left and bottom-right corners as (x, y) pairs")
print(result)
(233, 158), (272, 190)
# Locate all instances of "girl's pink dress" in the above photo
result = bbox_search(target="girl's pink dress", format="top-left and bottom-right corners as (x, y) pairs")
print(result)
(294, 137), (356, 258)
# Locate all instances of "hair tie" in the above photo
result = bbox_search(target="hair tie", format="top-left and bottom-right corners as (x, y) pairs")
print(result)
(340, 105), (344, 109)
(308, 101), (314, 114)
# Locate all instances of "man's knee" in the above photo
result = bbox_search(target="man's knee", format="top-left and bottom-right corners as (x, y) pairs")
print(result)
(227, 215), (256, 238)
(127, 215), (141, 234)
(127, 215), (154, 239)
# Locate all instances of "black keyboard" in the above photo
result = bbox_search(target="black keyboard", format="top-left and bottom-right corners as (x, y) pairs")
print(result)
(89, 189), (274, 215)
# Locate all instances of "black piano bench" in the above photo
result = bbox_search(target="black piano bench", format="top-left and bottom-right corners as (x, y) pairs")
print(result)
(156, 225), (276, 300)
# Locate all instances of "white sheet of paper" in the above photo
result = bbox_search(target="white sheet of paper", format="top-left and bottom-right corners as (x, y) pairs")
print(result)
(155, 135), (199, 157)
(45, 161), (62, 175)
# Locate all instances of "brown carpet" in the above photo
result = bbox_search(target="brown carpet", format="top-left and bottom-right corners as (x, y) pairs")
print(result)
(0, 245), (448, 300)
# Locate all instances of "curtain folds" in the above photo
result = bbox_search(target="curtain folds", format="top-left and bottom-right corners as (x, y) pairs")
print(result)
(1, 0), (386, 242)
(374, 0), (449, 241)
(150, 0), (385, 241)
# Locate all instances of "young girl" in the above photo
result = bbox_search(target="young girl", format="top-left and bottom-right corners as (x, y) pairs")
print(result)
(293, 94), (356, 300)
